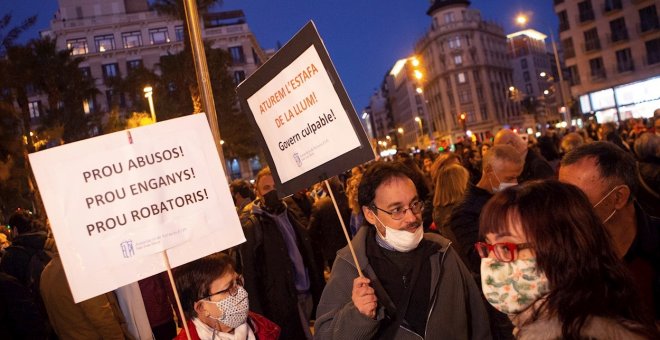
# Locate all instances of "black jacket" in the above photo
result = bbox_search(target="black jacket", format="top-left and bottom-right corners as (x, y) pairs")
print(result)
(237, 205), (325, 340)
(0, 232), (48, 286)
(448, 185), (493, 276)
(519, 149), (554, 183)
(308, 196), (350, 270)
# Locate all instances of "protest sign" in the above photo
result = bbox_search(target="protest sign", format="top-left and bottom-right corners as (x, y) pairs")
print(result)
(237, 21), (374, 196)
(29, 114), (244, 302)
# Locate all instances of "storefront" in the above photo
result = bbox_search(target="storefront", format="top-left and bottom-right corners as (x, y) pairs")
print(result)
(579, 76), (660, 123)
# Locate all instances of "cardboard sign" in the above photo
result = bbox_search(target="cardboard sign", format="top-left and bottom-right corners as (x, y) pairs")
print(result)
(237, 21), (374, 196)
(29, 114), (245, 302)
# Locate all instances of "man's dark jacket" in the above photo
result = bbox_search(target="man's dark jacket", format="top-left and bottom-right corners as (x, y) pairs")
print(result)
(519, 149), (554, 183)
(237, 205), (325, 340)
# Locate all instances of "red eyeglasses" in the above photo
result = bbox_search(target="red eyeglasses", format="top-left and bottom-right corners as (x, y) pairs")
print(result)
(474, 242), (532, 262)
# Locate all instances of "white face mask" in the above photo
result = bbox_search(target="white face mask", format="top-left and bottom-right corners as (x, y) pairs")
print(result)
(203, 286), (249, 329)
(481, 257), (550, 315)
(373, 214), (423, 252)
(592, 185), (623, 224)
(490, 169), (517, 193)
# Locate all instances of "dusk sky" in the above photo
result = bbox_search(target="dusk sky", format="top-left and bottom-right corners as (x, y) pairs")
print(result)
(2, 0), (558, 110)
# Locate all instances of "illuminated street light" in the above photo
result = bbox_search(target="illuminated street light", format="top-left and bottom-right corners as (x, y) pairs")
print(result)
(539, 71), (547, 77)
(397, 127), (404, 134)
(514, 13), (570, 127)
(220, 140), (225, 145)
(411, 57), (420, 67)
(413, 70), (423, 80)
(543, 89), (550, 95)
(416, 87), (423, 94)
(516, 14), (528, 26)
(509, 86), (515, 92)
(386, 135), (391, 140)
(143, 86), (156, 123)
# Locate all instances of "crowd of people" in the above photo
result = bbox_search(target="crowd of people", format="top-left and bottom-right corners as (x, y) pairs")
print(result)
(0, 116), (659, 339)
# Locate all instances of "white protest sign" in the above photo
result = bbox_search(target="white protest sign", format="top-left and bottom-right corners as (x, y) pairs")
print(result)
(246, 45), (361, 183)
(29, 114), (244, 302)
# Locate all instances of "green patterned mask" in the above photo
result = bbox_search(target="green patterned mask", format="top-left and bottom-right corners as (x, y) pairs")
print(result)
(480, 258), (550, 315)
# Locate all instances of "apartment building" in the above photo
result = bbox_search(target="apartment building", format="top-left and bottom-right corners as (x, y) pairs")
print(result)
(38, 0), (265, 115)
(555, 0), (660, 122)
(415, 0), (527, 144)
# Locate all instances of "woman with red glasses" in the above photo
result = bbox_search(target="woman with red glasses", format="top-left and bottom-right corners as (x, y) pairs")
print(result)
(174, 253), (280, 340)
(476, 180), (658, 339)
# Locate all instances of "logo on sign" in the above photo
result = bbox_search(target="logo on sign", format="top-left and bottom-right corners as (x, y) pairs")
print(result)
(293, 153), (302, 167)
(120, 240), (135, 258)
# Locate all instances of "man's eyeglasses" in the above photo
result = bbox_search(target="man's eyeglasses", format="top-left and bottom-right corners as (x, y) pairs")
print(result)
(371, 200), (424, 220)
(198, 275), (244, 301)
(474, 242), (532, 262)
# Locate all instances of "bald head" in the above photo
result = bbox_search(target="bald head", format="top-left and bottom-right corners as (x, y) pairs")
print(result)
(494, 129), (527, 155)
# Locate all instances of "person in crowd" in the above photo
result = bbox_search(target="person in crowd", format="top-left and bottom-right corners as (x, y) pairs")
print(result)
(449, 144), (523, 275)
(598, 122), (631, 152)
(1, 271), (51, 339)
(429, 152), (461, 183)
(307, 178), (350, 273)
(633, 132), (660, 217)
(462, 146), (482, 184)
(432, 163), (469, 241)
(0, 209), (54, 287)
(480, 140), (492, 160)
(494, 129), (554, 182)
(346, 173), (363, 238)
(449, 144), (523, 339)
(285, 189), (315, 229)
(237, 167), (324, 339)
(173, 252), (279, 340)
(138, 273), (180, 340)
(314, 161), (491, 339)
(397, 154), (434, 231)
(560, 132), (584, 156)
(559, 141), (660, 321)
(477, 180), (659, 339)
(536, 135), (561, 173)
(40, 246), (135, 339)
(230, 179), (255, 216)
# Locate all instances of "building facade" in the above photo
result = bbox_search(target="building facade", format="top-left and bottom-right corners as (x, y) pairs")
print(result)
(41, 0), (265, 114)
(34, 0), (268, 179)
(555, 0), (660, 122)
(415, 0), (524, 145)
(507, 29), (564, 128)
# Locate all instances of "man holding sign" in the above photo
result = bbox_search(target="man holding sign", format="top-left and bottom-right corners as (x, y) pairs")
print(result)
(314, 161), (491, 339)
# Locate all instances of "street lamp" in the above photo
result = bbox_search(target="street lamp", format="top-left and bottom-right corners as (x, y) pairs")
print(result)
(397, 127), (404, 134)
(143, 86), (156, 123)
(514, 13), (570, 127)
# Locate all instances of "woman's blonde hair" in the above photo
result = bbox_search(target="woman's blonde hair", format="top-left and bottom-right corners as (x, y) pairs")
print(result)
(433, 163), (469, 207)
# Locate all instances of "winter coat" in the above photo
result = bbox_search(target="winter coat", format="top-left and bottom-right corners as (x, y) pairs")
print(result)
(314, 226), (492, 339)
(237, 205), (325, 340)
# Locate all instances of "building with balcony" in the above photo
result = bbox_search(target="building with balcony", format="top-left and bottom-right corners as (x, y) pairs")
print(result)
(31, 0), (268, 179)
(554, 0), (660, 122)
(507, 29), (565, 127)
(37, 0), (265, 115)
(415, 0), (524, 145)
(385, 57), (433, 150)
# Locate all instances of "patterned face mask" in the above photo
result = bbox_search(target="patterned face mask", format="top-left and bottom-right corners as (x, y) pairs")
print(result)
(480, 258), (550, 315)
(203, 286), (249, 329)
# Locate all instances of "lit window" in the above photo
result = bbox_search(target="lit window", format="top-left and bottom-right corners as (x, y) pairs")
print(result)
(122, 31), (142, 48)
(454, 55), (462, 65)
(149, 28), (169, 44)
(457, 72), (466, 83)
(28, 101), (40, 118)
(67, 38), (88, 55)
(449, 36), (461, 49)
(94, 34), (115, 52)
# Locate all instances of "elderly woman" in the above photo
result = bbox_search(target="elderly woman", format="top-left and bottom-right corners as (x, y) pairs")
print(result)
(476, 180), (658, 339)
(174, 253), (279, 340)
